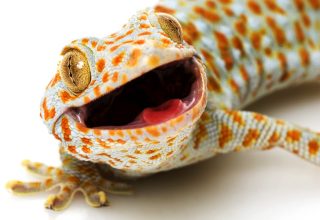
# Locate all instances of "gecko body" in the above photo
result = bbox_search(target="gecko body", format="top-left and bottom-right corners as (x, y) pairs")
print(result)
(7, 0), (320, 211)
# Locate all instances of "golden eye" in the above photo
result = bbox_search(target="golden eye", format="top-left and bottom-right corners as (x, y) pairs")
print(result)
(156, 13), (183, 44)
(60, 49), (91, 95)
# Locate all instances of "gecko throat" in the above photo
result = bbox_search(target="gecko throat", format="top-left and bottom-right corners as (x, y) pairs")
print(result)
(69, 57), (203, 129)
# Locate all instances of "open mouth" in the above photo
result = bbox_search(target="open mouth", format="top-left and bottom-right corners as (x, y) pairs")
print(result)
(68, 57), (203, 129)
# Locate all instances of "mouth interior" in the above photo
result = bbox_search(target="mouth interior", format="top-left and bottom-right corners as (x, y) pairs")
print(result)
(70, 57), (202, 129)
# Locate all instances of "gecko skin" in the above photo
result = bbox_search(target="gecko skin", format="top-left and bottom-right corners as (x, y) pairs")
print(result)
(7, 0), (320, 211)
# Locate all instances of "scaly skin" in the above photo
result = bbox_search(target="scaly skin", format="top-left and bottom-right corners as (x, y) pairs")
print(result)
(7, 0), (320, 211)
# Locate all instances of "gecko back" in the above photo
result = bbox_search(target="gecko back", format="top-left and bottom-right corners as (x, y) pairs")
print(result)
(156, 0), (320, 109)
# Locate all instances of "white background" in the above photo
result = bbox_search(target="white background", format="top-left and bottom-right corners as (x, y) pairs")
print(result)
(1, 0), (320, 219)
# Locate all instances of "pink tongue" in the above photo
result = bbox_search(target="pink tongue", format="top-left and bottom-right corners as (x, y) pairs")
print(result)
(142, 99), (184, 124)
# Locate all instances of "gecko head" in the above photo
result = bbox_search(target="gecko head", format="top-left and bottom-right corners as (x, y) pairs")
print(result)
(40, 9), (207, 171)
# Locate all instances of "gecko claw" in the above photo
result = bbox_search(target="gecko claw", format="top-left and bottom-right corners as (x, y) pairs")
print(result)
(6, 160), (132, 211)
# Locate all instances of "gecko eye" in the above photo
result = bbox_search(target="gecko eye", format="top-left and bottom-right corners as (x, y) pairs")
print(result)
(156, 13), (183, 44)
(60, 49), (91, 95)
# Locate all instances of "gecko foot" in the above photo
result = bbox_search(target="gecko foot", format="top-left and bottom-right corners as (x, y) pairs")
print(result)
(6, 160), (132, 211)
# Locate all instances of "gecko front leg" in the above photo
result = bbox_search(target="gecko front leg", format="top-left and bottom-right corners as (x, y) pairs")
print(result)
(6, 147), (132, 211)
(197, 109), (320, 164)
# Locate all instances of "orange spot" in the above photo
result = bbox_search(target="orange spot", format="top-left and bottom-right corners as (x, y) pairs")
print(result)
(214, 31), (233, 70)
(247, 1), (262, 14)
(52, 125), (61, 141)
(166, 151), (174, 156)
(193, 6), (220, 22)
(294, 0), (305, 11)
(264, 0), (286, 14)
(149, 153), (161, 160)
(115, 35), (125, 41)
(111, 72), (119, 83)
(139, 15), (147, 20)
(146, 149), (158, 154)
(223, 7), (234, 16)
(82, 146), (91, 154)
(97, 45), (106, 51)
(81, 138), (92, 145)
(219, 124), (233, 148)
(121, 75), (128, 84)
(308, 140), (319, 155)
(136, 129), (143, 135)
(89, 79), (96, 86)
(116, 130), (124, 138)
(148, 55), (160, 67)
(127, 49), (141, 67)
(96, 59), (106, 72)
(139, 24), (150, 29)
(138, 31), (152, 36)
(110, 45), (120, 52)
(106, 86), (113, 93)
(154, 5), (176, 14)
(60, 91), (75, 103)
(112, 52), (125, 66)
(232, 37), (245, 56)
(234, 15), (247, 36)
(227, 111), (244, 125)
(102, 72), (109, 83)
(68, 145), (77, 154)
(206, 0), (217, 8)
(183, 22), (200, 45)
(239, 65), (249, 81)
(125, 29), (134, 36)
(146, 127), (161, 137)
(294, 21), (305, 42)
(93, 86), (101, 97)
(201, 49), (221, 79)
(268, 131), (280, 144)
(194, 123), (208, 149)
(250, 32), (262, 50)
(277, 52), (287, 70)
(91, 41), (97, 48)
(218, 0), (233, 4)
(83, 96), (90, 103)
(104, 40), (114, 45)
(81, 38), (89, 45)
(42, 98), (56, 120)
(175, 115), (185, 123)
(76, 123), (89, 133)
(242, 129), (260, 147)
(308, 0), (320, 9)
(266, 17), (287, 45)
(117, 139), (126, 144)
(49, 73), (61, 88)
(302, 13), (311, 27)
(229, 79), (240, 95)
(61, 118), (72, 141)
(253, 114), (266, 122)
(134, 39), (145, 45)
(286, 130), (301, 142)
(93, 129), (102, 136)
(207, 76), (222, 93)
(299, 48), (310, 66)
(97, 139), (111, 149)
(98, 153), (112, 158)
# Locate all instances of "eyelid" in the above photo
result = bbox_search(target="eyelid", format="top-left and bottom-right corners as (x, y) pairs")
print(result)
(156, 13), (183, 44)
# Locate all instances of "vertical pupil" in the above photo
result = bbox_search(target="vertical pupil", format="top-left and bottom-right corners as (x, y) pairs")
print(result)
(67, 55), (77, 86)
